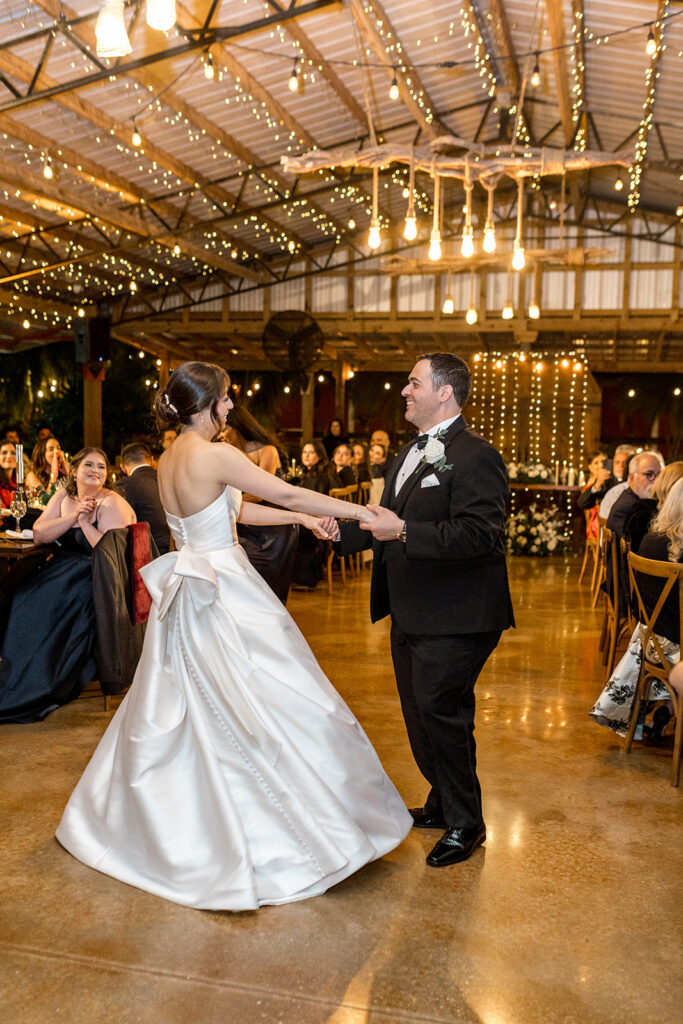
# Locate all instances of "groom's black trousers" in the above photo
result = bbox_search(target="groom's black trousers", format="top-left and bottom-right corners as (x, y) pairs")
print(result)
(390, 622), (502, 829)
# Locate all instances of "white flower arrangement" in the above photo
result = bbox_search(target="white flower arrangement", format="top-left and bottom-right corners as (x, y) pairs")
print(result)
(507, 460), (552, 484)
(506, 503), (567, 557)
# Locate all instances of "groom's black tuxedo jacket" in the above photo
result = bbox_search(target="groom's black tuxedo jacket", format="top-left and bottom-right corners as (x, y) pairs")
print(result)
(338, 416), (515, 636)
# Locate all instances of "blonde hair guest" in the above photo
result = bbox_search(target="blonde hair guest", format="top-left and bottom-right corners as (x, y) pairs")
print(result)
(650, 477), (683, 562)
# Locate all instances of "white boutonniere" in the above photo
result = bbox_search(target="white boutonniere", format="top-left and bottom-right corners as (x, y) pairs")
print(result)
(415, 428), (453, 474)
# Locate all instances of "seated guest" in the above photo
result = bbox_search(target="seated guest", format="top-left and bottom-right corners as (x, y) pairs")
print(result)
(36, 426), (53, 442)
(579, 451), (612, 539)
(351, 443), (371, 485)
(116, 442), (170, 555)
(370, 428), (395, 472)
(0, 441), (17, 508)
(589, 478), (683, 739)
(322, 418), (350, 460)
(330, 443), (356, 488)
(222, 404), (297, 604)
(578, 450), (616, 516)
(368, 442), (388, 479)
(606, 450), (664, 539)
(293, 442), (334, 588)
(25, 435), (69, 503)
(0, 448), (135, 723)
(625, 461), (683, 554)
(613, 443), (637, 483)
(161, 428), (178, 451)
(4, 425), (30, 478)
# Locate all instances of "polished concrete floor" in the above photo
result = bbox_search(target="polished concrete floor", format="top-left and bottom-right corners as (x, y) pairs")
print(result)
(0, 556), (680, 1024)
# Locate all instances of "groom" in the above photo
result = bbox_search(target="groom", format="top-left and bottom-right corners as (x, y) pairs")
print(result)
(329, 352), (514, 866)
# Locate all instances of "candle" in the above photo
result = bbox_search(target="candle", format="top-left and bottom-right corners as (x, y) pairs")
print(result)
(15, 444), (23, 485)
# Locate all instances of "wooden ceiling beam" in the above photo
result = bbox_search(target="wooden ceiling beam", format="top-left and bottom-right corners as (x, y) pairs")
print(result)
(348, 0), (443, 141)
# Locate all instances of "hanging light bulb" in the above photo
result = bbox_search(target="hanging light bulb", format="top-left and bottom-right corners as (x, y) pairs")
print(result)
(402, 186), (410, 199)
(512, 176), (525, 270)
(288, 59), (300, 92)
(347, 217), (356, 230)
(146, 0), (176, 33)
(368, 166), (381, 249)
(131, 124), (142, 148)
(442, 294), (455, 315)
(428, 228), (442, 261)
(482, 181), (496, 253)
(512, 244), (526, 271)
(502, 301), (514, 320)
(646, 29), (656, 57)
(461, 173), (475, 257)
(403, 150), (417, 240)
(42, 154), (53, 180)
(95, 0), (132, 58)
(528, 301), (540, 320)
(530, 54), (541, 89)
(389, 74), (399, 101)
(403, 214), (417, 241)
(465, 305), (478, 326)
(614, 176), (624, 192)
(368, 219), (381, 249)
(204, 54), (215, 80)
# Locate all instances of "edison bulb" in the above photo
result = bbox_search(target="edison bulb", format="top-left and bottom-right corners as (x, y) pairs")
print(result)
(483, 226), (496, 253)
(442, 296), (455, 315)
(502, 302), (514, 320)
(512, 245), (526, 271)
(614, 177), (624, 192)
(368, 220), (381, 250)
(646, 30), (656, 57)
(348, 217), (356, 230)
(288, 69), (299, 92)
(461, 230), (474, 259)
(465, 306), (478, 326)
(389, 77), (399, 101)
(403, 215), (417, 241)
(402, 186), (410, 199)
(204, 58), (215, 81)
(131, 129), (142, 148)
(530, 65), (540, 89)
(528, 302), (540, 320)
(428, 230), (442, 261)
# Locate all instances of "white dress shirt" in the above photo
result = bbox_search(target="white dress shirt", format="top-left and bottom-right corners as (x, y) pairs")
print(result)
(598, 481), (628, 520)
(394, 415), (460, 495)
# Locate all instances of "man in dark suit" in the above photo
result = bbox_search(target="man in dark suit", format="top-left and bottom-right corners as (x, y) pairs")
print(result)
(117, 443), (170, 555)
(327, 353), (514, 867)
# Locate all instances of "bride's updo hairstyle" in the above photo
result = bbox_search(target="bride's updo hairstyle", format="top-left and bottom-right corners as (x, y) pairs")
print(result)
(154, 361), (230, 436)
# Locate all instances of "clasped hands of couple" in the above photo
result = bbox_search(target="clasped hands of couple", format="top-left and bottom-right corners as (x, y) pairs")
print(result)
(310, 505), (402, 543)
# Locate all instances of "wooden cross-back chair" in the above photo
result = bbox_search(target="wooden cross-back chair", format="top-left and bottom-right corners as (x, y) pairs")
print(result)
(599, 527), (633, 682)
(327, 485), (359, 594)
(625, 552), (683, 787)
(578, 509), (600, 593)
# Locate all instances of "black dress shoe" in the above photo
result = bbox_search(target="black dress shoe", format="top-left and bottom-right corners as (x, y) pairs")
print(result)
(426, 822), (486, 867)
(409, 807), (447, 830)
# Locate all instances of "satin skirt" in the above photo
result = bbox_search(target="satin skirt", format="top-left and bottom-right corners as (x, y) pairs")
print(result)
(56, 541), (410, 910)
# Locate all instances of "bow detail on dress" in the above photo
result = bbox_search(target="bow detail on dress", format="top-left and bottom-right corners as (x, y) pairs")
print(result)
(140, 547), (218, 620)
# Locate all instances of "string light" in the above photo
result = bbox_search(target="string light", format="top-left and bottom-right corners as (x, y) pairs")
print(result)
(465, 270), (478, 324)
(614, 175), (624, 191)
(131, 124), (142, 149)
(389, 74), (399, 101)
(42, 153), (53, 180)
(288, 58), (300, 92)
(629, 2), (668, 210)
(442, 273), (454, 315)
(530, 55), (541, 89)
(146, 0), (176, 33)
(204, 54), (215, 81)
(646, 28), (656, 56)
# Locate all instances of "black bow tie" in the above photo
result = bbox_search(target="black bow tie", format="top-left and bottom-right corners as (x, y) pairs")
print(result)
(415, 435), (430, 450)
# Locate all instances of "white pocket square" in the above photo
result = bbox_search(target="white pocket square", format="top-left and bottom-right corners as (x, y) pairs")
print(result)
(421, 473), (440, 488)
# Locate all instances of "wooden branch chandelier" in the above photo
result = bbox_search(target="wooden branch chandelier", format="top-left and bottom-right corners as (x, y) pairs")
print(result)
(282, 137), (629, 272)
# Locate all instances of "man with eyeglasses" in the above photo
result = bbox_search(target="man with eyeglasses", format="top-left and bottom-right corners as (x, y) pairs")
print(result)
(606, 450), (664, 539)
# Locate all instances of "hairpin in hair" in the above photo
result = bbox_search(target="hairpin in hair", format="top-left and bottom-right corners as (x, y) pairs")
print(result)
(163, 393), (178, 415)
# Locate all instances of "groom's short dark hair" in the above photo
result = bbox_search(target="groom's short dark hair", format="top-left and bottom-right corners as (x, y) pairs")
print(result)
(417, 353), (471, 407)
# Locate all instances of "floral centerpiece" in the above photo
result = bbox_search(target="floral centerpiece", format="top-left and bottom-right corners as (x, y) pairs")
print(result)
(505, 503), (567, 556)
(506, 459), (552, 483)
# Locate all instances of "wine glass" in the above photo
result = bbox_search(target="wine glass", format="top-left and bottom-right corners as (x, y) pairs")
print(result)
(9, 492), (27, 533)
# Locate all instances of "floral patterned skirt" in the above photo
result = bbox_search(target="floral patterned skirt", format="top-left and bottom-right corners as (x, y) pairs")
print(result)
(588, 625), (679, 738)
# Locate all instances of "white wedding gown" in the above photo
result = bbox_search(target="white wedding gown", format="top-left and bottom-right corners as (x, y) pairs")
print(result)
(57, 486), (411, 910)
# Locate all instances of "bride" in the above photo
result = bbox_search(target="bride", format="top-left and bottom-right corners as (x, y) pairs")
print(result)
(57, 362), (411, 910)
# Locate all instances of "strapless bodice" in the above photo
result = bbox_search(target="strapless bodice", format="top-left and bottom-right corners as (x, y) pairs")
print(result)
(164, 486), (241, 553)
